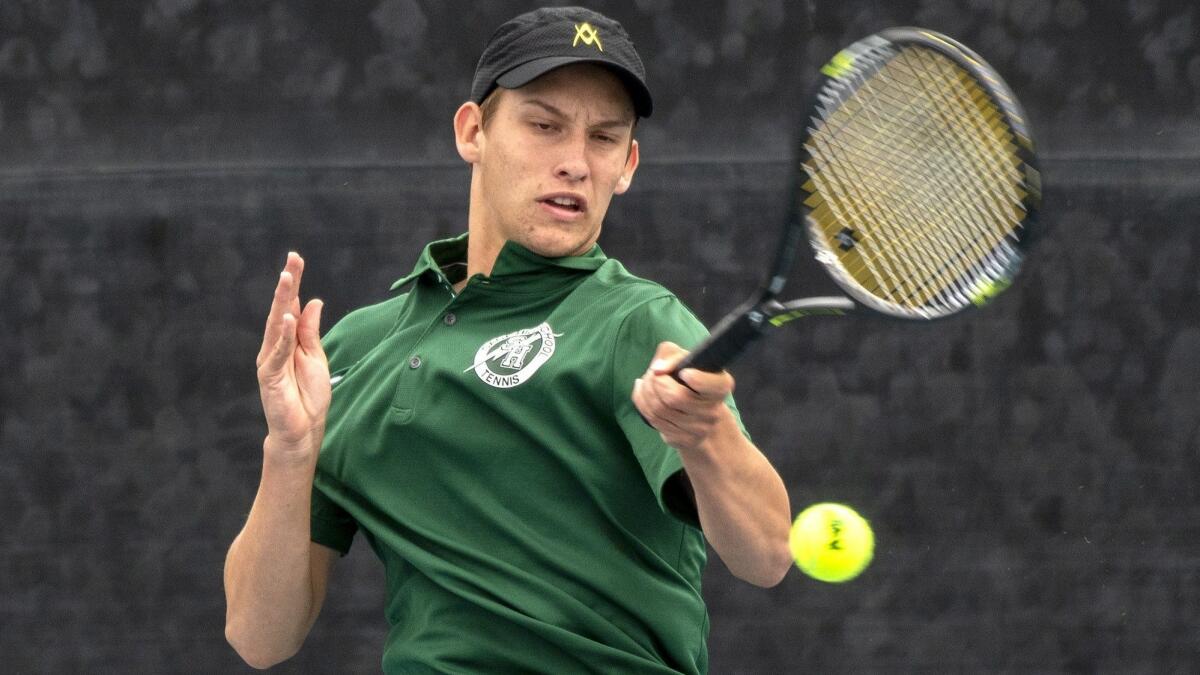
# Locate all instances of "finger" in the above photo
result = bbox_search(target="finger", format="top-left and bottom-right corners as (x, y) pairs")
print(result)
(258, 268), (295, 363)
(634, 378), (686, 432)
(263, 312), (298, 376)
(648, 341), (687, 375)
(259, 252), (304, 360)
(648, 369), (733, 434)
(675, 367), (734, 401)
(297, 298), (324, 354)
(285, 252), (305, 317)
(641, 373), (693, 423)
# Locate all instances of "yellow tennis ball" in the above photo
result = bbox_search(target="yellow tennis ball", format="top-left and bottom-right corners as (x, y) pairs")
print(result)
(790, 503), (874, 583)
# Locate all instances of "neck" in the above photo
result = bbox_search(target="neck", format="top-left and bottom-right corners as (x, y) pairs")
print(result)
(456, 236), (498, 293)
(464, 172), (504, 287)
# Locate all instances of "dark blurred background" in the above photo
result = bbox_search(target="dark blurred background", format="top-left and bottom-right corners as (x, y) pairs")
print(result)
(2, 0), (1198, 672)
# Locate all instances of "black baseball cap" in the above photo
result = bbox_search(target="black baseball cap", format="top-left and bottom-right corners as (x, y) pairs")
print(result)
(470, 6), (653, 118)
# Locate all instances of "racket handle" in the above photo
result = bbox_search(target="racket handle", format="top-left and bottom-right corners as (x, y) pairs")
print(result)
(674, 300), (769, 375)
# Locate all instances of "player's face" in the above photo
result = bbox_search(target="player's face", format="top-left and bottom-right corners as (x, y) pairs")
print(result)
(470, 64), (640, 258)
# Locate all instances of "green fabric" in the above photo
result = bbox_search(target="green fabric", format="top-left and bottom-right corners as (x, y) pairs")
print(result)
(311, 234), (744, 674)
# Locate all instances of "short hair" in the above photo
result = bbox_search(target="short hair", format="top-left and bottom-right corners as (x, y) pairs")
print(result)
(478, 88), (504, 129)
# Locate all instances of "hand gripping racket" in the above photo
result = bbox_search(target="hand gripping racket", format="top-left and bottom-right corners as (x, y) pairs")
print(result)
(676, 27), (1042, 374)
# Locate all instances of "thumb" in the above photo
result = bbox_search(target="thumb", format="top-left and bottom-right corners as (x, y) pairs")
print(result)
(297, 299), (324, 352)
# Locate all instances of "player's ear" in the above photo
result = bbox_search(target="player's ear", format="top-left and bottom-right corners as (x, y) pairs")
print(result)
(454, 102), (484, 164)
(614, 138), (639, 195)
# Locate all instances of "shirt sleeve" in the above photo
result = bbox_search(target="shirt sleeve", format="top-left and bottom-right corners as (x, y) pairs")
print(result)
(308, 296), (396, 554)
(611, 295), (750, 528)
(310, 474), (358, 556)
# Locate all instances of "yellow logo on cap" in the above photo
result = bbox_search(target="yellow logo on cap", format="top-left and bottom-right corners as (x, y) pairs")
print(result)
(573, 22), (603, 51)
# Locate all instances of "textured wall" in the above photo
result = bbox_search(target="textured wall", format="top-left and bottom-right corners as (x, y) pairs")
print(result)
(2, 0), (1197, 168)
(2, 0), (1198, 673)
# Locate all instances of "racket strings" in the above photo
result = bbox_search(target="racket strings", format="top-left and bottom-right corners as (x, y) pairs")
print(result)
(878, 50), (1024, 304)
(805, 45), (1029, 315)
(906, 52), (1028, 304)
(906, 50), (1027, 224)
(808, 61), (946, 306)
(815, 80), (979, 307)
(810, 79), (987, 311)
(819, 53), (1016, 305)
(840, 52), (1020, 307)
(807, 120), (937, 306)
(809, 78), (990, 310)
(880, 73), (1021, 249)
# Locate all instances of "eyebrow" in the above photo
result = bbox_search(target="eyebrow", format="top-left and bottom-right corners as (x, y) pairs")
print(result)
(519, 99), (634, 130)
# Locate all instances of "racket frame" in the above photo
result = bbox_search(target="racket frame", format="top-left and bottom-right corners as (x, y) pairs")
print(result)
(674, 27), (1041, 376)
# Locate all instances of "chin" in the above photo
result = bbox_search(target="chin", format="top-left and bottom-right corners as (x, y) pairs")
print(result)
(521, 231), (595, 258)
(527, 243), (579, 258)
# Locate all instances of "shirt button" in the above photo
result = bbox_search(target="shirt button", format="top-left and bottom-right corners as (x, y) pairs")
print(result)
(409, 355), (422, 369)
(443, 313), (457, 326)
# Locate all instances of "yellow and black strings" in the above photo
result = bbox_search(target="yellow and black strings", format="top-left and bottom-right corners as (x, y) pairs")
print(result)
(805, 46), (1027, 316)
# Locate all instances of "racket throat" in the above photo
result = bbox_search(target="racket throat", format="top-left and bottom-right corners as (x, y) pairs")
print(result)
(767, 296), (855, 326)
(676, 296), (854, 375)
(677, 299), (774, 373)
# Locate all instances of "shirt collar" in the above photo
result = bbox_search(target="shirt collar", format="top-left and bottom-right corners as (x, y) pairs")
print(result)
(389, 233), (607, 291)
(389, 233), (468, 291)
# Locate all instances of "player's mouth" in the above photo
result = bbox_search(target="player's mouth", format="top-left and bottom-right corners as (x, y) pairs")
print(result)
(537, 193), (588, 220)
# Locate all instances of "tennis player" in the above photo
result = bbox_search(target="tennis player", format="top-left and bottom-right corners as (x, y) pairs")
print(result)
(224, 7), (791, 673)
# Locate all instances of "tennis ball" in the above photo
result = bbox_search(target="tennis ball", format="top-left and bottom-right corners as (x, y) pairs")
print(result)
(789, 503), (874, 583)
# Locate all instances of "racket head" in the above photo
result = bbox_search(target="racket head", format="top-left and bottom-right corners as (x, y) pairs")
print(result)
(799, 27), (1041, 320)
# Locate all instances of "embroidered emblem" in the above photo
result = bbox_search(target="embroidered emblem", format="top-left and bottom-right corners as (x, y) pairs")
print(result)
(464, 322), (562, 388)
(572, 22), (603, 51)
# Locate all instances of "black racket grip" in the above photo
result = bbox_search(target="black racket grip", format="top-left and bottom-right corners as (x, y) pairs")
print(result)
(674, 301), (769, 376)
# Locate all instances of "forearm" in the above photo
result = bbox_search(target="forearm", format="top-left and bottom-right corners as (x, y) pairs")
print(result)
(632, 342), (794, 586)
(678, 412), (793, 587)
(224, 438), (322, 668)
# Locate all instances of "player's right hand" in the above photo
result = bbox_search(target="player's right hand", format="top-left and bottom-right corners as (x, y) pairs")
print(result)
(256, 252), (331, 464)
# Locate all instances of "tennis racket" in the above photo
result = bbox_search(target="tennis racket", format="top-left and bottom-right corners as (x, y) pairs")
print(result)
(676, 27), (1041, 374)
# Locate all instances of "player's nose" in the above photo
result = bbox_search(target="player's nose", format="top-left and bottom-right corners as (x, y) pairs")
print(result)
(553, 134), (589, 182)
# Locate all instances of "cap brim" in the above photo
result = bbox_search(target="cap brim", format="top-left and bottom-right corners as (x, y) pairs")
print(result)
(495, 56), (653, 118)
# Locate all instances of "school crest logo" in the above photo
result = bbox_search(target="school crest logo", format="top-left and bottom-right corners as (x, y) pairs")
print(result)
(465, 322), (561, 388)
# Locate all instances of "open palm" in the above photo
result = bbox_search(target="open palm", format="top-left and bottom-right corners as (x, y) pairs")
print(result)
(256, 253), (331, 455)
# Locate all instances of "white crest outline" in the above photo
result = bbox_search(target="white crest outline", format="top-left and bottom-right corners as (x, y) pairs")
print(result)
(465, 322), (561, 388)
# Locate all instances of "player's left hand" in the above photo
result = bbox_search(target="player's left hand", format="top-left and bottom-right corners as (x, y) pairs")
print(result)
(632, 341), (736, 454)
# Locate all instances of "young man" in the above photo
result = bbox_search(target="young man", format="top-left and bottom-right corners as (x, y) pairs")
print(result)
(224, 7), (792, 673)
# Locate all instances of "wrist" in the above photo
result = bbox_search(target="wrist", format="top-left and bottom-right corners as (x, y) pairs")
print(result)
(677, 408), (743, 465)
(262, 432), (322, 469)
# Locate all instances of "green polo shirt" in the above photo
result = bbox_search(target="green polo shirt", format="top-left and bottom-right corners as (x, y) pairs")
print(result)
(311, 234), (743, 674)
